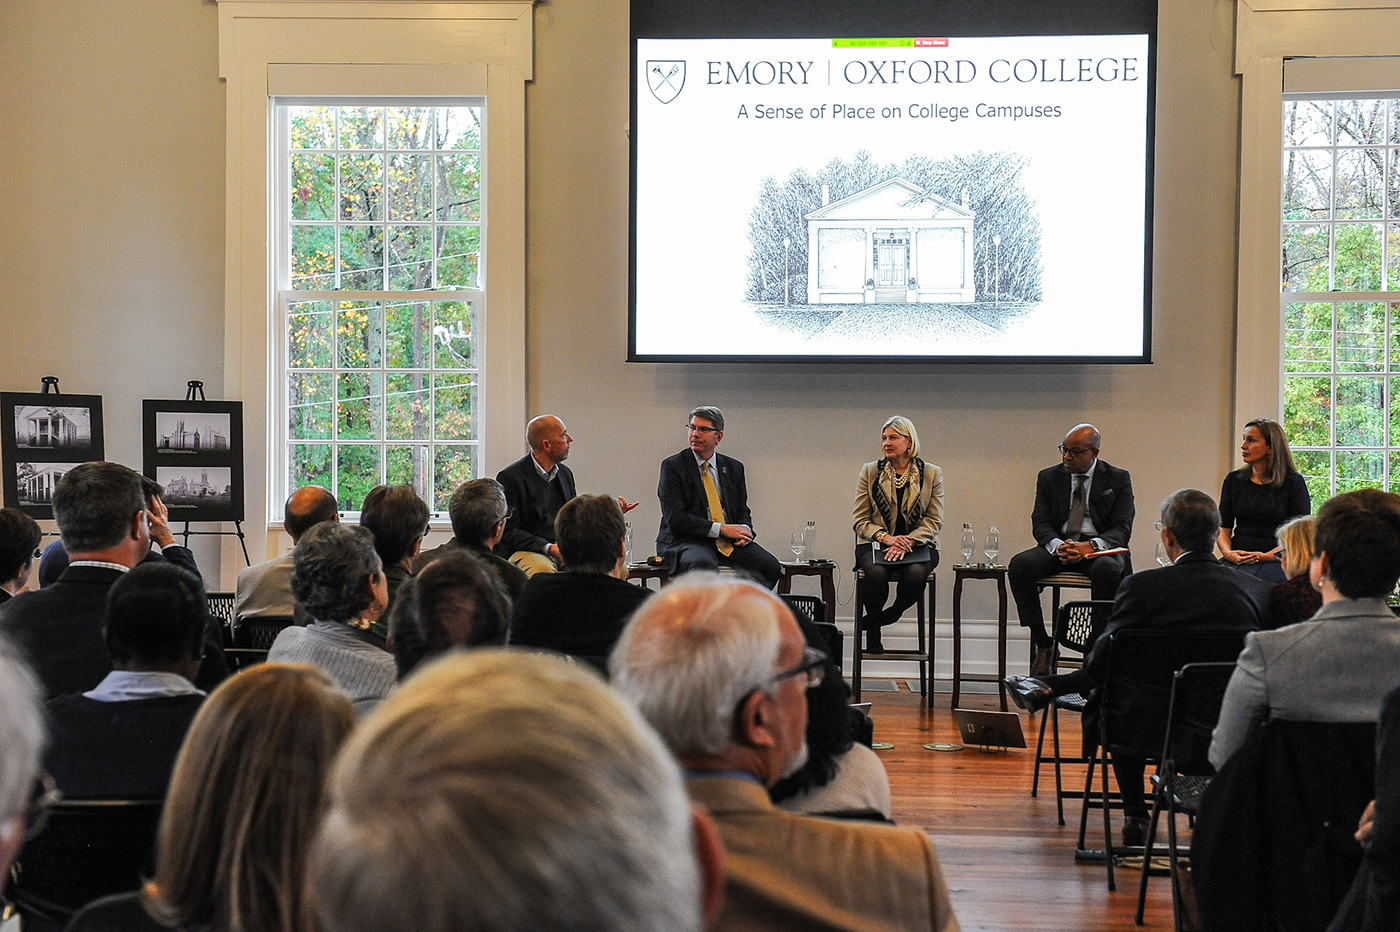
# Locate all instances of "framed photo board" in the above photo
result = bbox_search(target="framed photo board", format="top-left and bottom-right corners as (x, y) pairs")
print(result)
(1, 392), (106, 518)
(143, 400), (244, 523)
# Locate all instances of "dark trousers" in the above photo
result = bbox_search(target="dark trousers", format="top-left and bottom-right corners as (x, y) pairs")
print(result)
(855, 543), (939, 627)
(1111, 750), (1149, 821)
(664, 539), (783, 590)
(1008, 545), (1126, 646)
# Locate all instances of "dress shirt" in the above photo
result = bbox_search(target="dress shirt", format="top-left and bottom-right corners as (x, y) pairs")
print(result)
(68, 560), (131, 573)
(692, 451), (731, 539)
(84, 670), (204, 701)
(1045, 458), (1105, 553)
(531, 452), (559, 482)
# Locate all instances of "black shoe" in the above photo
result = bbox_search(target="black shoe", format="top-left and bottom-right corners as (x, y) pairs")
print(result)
(865, 635), (885, 655)
(1121, 816), (1148, 849)
(1003, 675), (1054, 714)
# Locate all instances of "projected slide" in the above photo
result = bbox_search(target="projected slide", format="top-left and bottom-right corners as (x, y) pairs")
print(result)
(633, 35), (1150, 360)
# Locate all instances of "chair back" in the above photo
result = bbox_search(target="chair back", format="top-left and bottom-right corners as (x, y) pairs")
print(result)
(8, 799), (164, 929)
(1160, 662), (1237, 778)
(780, 594), (825, 626)
(1054, 599), (1114, 657)
(224, 647), (270, 671)
(230, 615), (297, 649)
(780, 595), (842, 673)
(1100, 629), (1249, 760)
(206, 591), (237, 627)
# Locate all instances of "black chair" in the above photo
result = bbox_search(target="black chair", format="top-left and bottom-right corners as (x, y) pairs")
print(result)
(7, 798), (163, 932)
(206, 591), (237, 649)
(1134, 662), (1237, 930)
(230, 615), (297, 650)
(1078, 628), (1249, 891)
(1030, 599), (1113, 825)
(851, 565), (935, 709)
(779, 595), (842, 674)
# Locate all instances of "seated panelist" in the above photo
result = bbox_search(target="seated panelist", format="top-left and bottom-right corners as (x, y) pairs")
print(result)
(1217, 417), (1310, 585)
(852, 416), (944, 654)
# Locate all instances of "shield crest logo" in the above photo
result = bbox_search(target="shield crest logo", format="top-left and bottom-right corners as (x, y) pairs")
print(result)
(646, 61), (686, 104)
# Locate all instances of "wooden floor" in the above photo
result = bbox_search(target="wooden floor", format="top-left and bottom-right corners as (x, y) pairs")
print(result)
(868, 685), (1177, 932)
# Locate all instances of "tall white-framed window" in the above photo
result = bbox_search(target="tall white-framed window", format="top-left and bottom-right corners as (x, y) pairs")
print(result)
(274, 100), (485, 513)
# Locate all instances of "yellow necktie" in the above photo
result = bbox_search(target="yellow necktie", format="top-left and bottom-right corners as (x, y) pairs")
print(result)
(703, 462), (733, 556)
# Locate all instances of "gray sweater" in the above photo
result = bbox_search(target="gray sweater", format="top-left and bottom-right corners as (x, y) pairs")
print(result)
(268, 621), (396, 712)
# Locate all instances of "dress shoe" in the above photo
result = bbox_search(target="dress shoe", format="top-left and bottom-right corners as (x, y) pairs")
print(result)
(1003, 675), (1054, 714)
(865, 631), (885, 654)
(1029, 646), (1055, 677)
(1121, 816), (1148, 849)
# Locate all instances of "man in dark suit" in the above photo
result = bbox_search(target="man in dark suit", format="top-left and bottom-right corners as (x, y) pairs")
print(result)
(38, 477), (201, 586)
(1005, 488), (1268, 845)
(1009, 423), (1136, 675)
(494, 414), (579, 577)
(656, 406), (782, 590)
(0, 508), (42, 605)
(413, 478), (528, 599)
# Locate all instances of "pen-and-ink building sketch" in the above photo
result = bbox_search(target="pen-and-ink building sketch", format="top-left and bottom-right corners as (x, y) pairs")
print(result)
(16, 463), (74, 506)
(158, 415), (230, 452)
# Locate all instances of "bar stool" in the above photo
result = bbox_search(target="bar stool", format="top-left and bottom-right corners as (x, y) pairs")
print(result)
(851, 565), (936, 709)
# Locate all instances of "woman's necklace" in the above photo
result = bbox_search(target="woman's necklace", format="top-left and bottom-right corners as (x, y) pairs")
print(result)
(891, 460), (914, 489)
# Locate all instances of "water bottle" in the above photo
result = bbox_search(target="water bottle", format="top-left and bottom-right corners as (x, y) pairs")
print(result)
(804, 520), (818, 562)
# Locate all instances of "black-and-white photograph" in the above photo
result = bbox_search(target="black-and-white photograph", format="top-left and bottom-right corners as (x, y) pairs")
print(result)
(154, 411), (232, 453)
(13, 404), (94, 454)
(14, 462), (80, 507)
(157, 466), (233, 506)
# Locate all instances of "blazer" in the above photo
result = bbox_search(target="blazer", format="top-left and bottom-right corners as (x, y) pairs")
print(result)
(235, 553), (297, 621)
(494, 453), (577, 556)
(1210, 596), (1400, 769)
(853, 459), (945, 546)
(656, 450), (756, 547)
(1030, 459), (1135, 550)
(687, 776), (959, 932)
(0, 564), (124, 698)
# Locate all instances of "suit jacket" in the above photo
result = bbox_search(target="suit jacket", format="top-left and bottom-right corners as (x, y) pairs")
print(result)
(657, 450), (756, 549)
(0, 565), (125, 698)
(507, 572), (651, 670)
(1030, 459), (1135, 550)
(45, 692), (204, 798)
(687, 776), (958, 932)
(494, 453), (577, 557)
(38, 539), (200, 587)
(853, 459), (944, 546)
(1329, 684), (1400, 932)
(1210, 597), (1400, 769)
(413, 536), (529, 600)
(234, 553), (297, 622)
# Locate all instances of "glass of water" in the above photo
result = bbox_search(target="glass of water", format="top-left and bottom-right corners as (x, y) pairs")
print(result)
(960, 524), (975, 565)
(790, 532), (807, 562)
(984, 526), (1001, 565)
(624, 523), (633, 564)
(1155, 539), (1171, 567)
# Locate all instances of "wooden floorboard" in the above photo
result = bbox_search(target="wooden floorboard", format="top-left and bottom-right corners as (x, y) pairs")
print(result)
(867, 685), (1177, 931)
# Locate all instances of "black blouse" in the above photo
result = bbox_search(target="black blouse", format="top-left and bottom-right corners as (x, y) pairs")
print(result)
(1219, 470), (1311, 553)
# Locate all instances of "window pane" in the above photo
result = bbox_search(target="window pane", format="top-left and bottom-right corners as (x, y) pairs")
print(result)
(1284, 302), (1333, 373)
(290, 106), (335, 149)
(1335, 148), (1385, 219)
(338, 373), (383, 441)
(1294, 449), (1333, 504)
(1336, 99), (1387, 146)
(340, 107), (384, 149)
(436, 107), (481, 150)
(1391, 452), (1400, 494)
(339, 154), (384, 221)
(336, 302), (383, 369)
(1285, 100), (1332, 146)
(1282, 149), (1331, 220)
(291, 153), (336, 221)
(388, 226), (432, 290)
(339, 226), (385, 290)
(292, 226), (335, 290)
(288, 373), (333, 440)
(433, 301), (475, 369)
(1392, 100), (1400, 145)
(433, 373), (476, 440)
(385, 301), (429, 369)
(1391, 377), (1400, 446)
(1337, 449), (1385, 493)
(1284, 376), (1332, 446)
(1337, 302), (1385, 372)
(288, 300), (333, 369)
(1334, 223), (1383, 291)
(437, 152), (481, 221)
(436, 226), (480, 289)
(1391, 303), (1400, 370)
(337, 444), (381, 511)
(387, 107), (432, 150)
(433, 445), (476, 511)
(388, 154), (433, 222)
(1282, 224), (1329, 290)
(1336, 376), (1385, 446)
(386, 373), (430, 441)
(386, 444), (429, 499)
(291, 443), (333, 492)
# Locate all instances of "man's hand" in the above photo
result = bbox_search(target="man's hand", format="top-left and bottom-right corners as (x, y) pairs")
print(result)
(618, 497), (640, 514)
(1056, 540), (1094, 563)
(1357, 799), (1377, 847)
(547, 543), (562, 563)
(147, 496), (176, 548)
(719, 524), (754, 547)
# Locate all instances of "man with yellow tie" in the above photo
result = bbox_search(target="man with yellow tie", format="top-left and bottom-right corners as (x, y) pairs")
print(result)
(656, 406), (783, 589)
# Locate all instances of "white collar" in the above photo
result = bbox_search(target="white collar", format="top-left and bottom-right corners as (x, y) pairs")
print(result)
(84, 670), (204, 702)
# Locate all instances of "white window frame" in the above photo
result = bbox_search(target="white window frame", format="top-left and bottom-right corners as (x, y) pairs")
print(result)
(218, 2), (531, 565)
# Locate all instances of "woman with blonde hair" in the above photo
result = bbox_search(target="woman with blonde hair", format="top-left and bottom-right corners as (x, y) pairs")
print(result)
(1217, 417), (1311, 584)
(65, 664), (355, 932)
(852, 416), (944, 654)
(1265, 515), (1323, 629)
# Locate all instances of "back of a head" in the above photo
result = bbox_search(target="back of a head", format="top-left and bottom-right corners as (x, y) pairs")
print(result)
(283, 486), (339, 543)
(53, 462), (144, 553)
(290, 523), (380, 622)
(610, 576), (783, 757)
(0, 639), (44, 871)
(1277, 515), (1316, 579)
(1161, 488), (1221, 554)
(555, 493), (624, 574)
(359, 485), (430, 567)
(1314, 489), (1400, 598)
(308, 650), (702, 932)
(146, 663), (354, 932)
(386, 551), (510, 680)
(104, 563), (207, 667)
(447, 478), (507, 545)
(0, 508), (42, 585)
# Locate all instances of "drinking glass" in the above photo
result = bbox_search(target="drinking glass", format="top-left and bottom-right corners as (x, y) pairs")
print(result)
(624, 523), (633, 564)
(960, 525), (975, 565)
(984, 526), (1001, 565)
(1155, 539), (1171, 567)
(790, 532), (807, 562)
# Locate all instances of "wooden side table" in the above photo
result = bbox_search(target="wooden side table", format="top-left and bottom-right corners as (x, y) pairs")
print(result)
(777, 562), (836, 625)
(626, 563), (670, 589)
(951, 565), (1009, 711)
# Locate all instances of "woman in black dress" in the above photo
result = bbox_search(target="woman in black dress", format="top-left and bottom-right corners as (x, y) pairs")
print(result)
(1217, 417), (1311, 584)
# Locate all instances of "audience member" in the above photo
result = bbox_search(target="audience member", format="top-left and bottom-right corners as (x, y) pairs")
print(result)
(358, 484), (430, 611)
(1328, 682), (1400, 932)
(46, 564), (207, 799)
(1266, 515), (1323, 630)
(1217, 417), (1311, 584)
(1211, 489), (1400, 769)
(770, 617), (891, 821)
(611, 576), (958, 932)
(39, 477), (200, 586)
(268, 523), (395, 712)
(65, 663), (354, 932)
(306, 649), (724, 932)
(234, 485), (338, 623)
(0, 637), (45, 880)
(387, 550), (509, 680)
(413, 477), (528, 598)
(1005, 489), (1266, 846)
(1008, 423), (1135, 675)
(656, 406), (783, 589)
(508, 493), (650, 672)
(0, 508), (42, 605)
(495, 414), (578, 576)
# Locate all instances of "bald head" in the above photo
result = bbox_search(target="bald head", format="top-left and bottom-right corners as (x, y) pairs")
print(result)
(526, 415), (571, 466)
(284, 486), (340, 543)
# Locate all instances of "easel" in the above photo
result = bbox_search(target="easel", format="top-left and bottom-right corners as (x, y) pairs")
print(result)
(174, 381), (251, 567)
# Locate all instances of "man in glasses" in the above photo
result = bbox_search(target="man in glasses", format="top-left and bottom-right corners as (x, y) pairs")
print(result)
(656, 405), (783, 589)
(1008, 423), (1136, 676)
(0, 508), (42, 606)
(414, 478), (527, 599)
(611, 577), (959, 932)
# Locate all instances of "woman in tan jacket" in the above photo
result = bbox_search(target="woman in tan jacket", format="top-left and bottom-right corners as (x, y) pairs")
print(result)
(853, 416), (944, 653)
